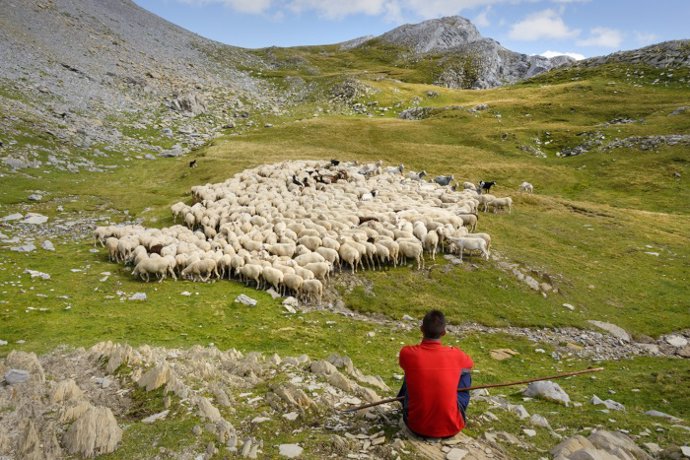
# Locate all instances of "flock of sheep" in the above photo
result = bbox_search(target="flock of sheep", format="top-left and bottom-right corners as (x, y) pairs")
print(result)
(95, 160), (520, 304)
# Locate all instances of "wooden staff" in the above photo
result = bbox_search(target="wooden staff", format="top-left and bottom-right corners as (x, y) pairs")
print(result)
(340, 367), (604, 413)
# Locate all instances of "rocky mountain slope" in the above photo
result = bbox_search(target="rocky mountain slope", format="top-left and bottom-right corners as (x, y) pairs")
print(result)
(576, 39), (690, 68)
(352, 16), (575, 89)
(0, 0), (277, 171)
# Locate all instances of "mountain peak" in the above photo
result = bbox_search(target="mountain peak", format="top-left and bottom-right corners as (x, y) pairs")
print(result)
(378, 16), (483, 53)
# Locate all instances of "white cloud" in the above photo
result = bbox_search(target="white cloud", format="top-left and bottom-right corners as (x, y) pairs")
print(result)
(509, 9), (579, 41)
(287, 0), (392, 19)
(178, 0), (273, 14)
(635, 31), (658, 46)
(576, 27), (622, 48)
(399, 0), (500, 19)
(473, 7), (491, 28)
(540, 50), (585, 60)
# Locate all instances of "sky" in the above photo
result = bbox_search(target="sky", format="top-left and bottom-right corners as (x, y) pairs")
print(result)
(133, 0), (690, 60)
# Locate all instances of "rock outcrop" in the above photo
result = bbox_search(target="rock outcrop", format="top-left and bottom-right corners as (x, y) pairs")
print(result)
(356, 16), (574, 89)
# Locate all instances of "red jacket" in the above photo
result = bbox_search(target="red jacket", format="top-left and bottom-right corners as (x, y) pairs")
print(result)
(399, 339), (474, 438)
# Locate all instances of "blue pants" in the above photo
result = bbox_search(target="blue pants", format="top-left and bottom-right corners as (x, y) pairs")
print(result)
(398, 371), (472, 427)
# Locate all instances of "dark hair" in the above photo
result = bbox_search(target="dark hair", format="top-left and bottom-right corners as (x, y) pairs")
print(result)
(421, 310), (446, 339)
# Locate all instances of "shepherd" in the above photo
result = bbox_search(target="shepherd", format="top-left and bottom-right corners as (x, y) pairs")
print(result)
(397, 310), (473, 438)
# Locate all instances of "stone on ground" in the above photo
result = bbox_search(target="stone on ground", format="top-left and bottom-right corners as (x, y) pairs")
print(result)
(490, 348), (519, 360)
(278, 443), (303, 458)
(235, 294), (257, 306)
(63, 406), (122, 458)
(523, 381), (571, 406)
(587, 320), (631, 342)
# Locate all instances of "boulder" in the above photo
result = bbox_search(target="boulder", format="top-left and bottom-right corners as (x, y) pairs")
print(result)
(5, 350), (45, 383)
(588, 321), (631, 342)
(665, 335), (688, 348)
(52, 379), (84, 403)
(523, 381), (571, 406)
(63, 406), (122, 458)
(278, 443), (303, 458)
(137, 363), (171, 391)
(235, 294), (257, 306)
(591, 395), (625, 411)
(4, 368), (30, 384)
(18, 419), (43, 460)
(490, 348), (519, 360)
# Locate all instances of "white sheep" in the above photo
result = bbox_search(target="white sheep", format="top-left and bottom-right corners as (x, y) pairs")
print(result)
(181, 259), (218, 282)
(398, 239), (424, 270)
(519, 182), (534, 193)
(488, 197), (512, 213)
(423, 230), (439, 259)
(301, 279), (323, 304)
(447, 237), (490, 261)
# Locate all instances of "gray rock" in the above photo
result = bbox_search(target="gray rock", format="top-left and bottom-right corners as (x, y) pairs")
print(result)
(235, 294), (257, 306)
(587, 320), (631, 342)
(644, 410), (682, 423)
(278, 444), (303, 458)
(41, 240), (55, 251)
(0, 339), (7, 346)
(22, 213), (49, 225)
(665, 335), (688, 348)
(446, 447), (469, 460)
(2, 213), (23, 221)
(28, 193), (43, 201)
(142, 410), (170, 424)
(10, 243), (36, 252)
(128, 292), (147, 301)
(24, 269), (51, 280)
(523, 381), (571, 406)
(159, 144), (184, 158)
(591, 395), (625, 411)
(4, 369), (30, 384)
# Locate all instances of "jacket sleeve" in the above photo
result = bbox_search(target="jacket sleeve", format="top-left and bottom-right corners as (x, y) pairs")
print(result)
(456, 349), (474, 370)
(399, 346), (409, 371)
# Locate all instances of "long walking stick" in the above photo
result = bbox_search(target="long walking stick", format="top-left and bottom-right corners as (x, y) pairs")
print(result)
(340, 367), (604, 413)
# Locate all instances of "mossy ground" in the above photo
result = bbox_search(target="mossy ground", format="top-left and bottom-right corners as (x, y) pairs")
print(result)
(1, 62), (689, 458)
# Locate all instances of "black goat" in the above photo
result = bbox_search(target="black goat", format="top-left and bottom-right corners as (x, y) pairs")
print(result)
(478, 180), (496, 194)
(189, 159), (197, 168)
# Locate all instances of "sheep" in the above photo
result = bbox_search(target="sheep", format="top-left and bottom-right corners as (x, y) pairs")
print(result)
(398, 239), (424, 270)
(265, 242), (296, 258)
(238, 264), (263, 287)
(261, 266), (284, 292)
(487, 197), (512, 213)
(105, 237), (119, 262)
(181, 259), (219, 282)
(434, 175), (454, 186)
(132, 256), (176, 282)
(304, 262), (331, 280)
(386, 164), (404, 175)
(413, 170), (427, 181)
(301, 279), (323, 304)
(294, 252), (325, 266)
(447, 237), (490, 261)
(315, 247), (339, 266)
(338, 243), (361, 273)
(462, 181), (477, 191)
(465, 232), (492, 251)
(423, 230), (439, 259)
(282, 273), (303, 297)
(519, 182), (534, 193)
(457, 214), (478, 232)
(476, 194), (496, 212)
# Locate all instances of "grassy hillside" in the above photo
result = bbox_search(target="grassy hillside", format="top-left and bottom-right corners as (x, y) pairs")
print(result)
(1, 59), (689, 458)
